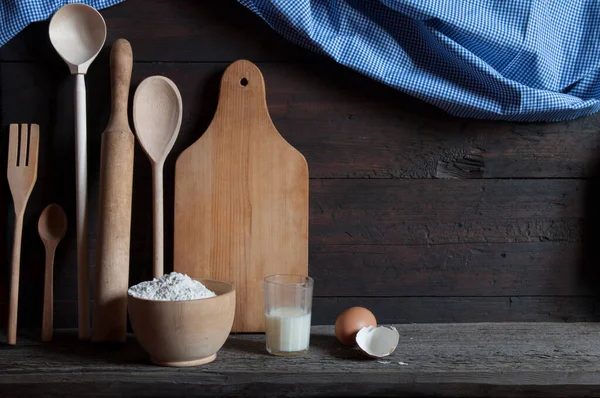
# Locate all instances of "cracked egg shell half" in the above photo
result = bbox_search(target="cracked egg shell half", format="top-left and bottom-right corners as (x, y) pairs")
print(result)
(355, 325), (400, 358)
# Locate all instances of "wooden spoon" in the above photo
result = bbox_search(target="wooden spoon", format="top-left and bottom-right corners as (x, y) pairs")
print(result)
(133, 76), (183, 279)
(49, 3), (106, 340)
(38, 204), (67, 342)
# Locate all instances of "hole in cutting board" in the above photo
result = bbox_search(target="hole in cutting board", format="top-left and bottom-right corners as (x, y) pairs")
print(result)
(240, 78), (248, 86)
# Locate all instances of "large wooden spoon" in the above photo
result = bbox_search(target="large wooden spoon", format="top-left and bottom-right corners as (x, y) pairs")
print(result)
(38, 204), (67, 342)
(133, 76), (182, 278)
(49, 3), (106, 340)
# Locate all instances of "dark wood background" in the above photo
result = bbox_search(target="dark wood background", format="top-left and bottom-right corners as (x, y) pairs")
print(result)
(1, 0), (600, 328)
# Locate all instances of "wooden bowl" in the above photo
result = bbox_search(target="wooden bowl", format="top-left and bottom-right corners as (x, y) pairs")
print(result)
(128, 279), (235, 367)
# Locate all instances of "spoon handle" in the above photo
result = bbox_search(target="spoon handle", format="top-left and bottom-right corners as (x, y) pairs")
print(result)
(42, 245), (56, 342)
(7, 212), (24, 345)
(75, 73), (90, 340)
(153, 164), (164, 279)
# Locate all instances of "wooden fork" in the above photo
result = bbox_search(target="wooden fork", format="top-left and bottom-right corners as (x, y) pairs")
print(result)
(7, 124), (39, 345)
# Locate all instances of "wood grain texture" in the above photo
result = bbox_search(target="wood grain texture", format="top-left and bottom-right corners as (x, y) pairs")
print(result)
(2, 0), (600, 332)
(1, 175), (588, 300)
(174, 60), (309, 332)
(3, 62), (599, 181)
(9, 296), (600, 328)
(0, 125), (5, 325)
(3, 324), (600, 397)
(91, 39), (134, 343)
(128, 279), (235, 366)
(313, 296), (600, 324)
(41, 244), (55, 342)
(311, 179), (583, 245)
(91, 131), (134, 341)
(7, 124), (39, 344)
(16, 240), (595, 301)
(310, 242), (591, 296)
(0, 63), (595, 322)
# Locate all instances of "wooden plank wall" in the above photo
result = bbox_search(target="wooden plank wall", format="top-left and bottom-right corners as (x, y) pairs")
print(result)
(1, 0), (600, 327)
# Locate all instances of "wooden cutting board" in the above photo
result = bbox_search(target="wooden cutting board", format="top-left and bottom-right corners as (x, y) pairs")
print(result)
(173, 60), (309, 332)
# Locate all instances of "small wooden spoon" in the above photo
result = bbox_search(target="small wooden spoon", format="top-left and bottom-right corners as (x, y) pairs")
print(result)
(133, 76), (182, 279)
(38, 204), (67, 342)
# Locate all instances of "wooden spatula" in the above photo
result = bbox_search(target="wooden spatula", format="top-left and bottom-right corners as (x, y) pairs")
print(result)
(7, 123), (39, 345)
(174, 60), (309, 332)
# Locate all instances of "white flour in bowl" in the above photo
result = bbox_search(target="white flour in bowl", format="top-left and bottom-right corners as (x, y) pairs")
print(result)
(128, 272), (216, 301)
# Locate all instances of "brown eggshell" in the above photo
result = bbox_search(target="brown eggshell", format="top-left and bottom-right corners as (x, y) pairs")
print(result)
(334, 307), (377, 345)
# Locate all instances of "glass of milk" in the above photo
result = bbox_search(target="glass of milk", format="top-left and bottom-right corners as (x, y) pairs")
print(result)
(264, 274), (314, 356)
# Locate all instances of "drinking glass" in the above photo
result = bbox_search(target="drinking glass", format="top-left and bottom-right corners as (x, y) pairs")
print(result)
(264, 274), (314, 356)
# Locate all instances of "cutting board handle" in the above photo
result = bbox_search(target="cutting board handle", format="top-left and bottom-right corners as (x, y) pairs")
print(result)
(212, 60), (272, 128)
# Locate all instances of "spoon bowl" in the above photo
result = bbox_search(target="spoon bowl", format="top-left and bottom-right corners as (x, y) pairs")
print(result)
(49, 4), (106, 74)
(133, 76), (183, 162)
(38, 204), (68, 243)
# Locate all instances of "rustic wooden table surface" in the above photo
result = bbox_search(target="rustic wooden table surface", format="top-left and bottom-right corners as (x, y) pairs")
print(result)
(2, 323), (600, 397)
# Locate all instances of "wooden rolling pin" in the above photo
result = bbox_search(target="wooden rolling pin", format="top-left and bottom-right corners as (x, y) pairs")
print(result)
(91, 39), (135, 342)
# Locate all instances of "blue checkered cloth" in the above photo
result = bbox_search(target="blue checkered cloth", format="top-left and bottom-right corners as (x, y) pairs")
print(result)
(3, 1), (599, 122)
(0, 0), (123, 47)
(238, 0), (600, 122)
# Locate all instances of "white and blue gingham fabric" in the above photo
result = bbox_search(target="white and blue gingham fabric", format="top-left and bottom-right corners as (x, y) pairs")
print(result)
(238, 0), (600, 122)
(2, 1), (599, 122)
(0, 0), (123, 47)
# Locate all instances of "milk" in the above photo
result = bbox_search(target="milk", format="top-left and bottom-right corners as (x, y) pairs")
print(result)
(265, 307), (312, 353)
